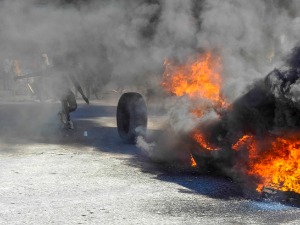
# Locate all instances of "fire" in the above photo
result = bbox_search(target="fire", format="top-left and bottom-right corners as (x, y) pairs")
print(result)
(162, 52), (228, 117)
(162, 51), (227, 153)
(192, 130), (218, 151)
(248, 136), (300, 193)
(161, 51), (300, 194)
(190, 154), (197, 167)
(233, 134), (300, 194)
(232, 135), (254, 152)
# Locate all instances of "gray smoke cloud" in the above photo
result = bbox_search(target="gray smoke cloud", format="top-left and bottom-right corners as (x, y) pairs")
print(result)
(196, 0), (300, 100)
(162, 0), (300, 136)
(0, 0), (200, 95)
(0, 0), (160, 89)
(1, 1), (300, 156)
(1, 0), (299, 99)
(137, 0), (300, 172)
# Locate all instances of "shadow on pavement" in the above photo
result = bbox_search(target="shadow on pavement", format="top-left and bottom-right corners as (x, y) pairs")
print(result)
(1, 101), (300, 206)
(0, 101), (244, 201)
(0, 101), (140, 155)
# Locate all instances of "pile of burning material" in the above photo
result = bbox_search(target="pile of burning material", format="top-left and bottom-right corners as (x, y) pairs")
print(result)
(159, 46), (300, 198)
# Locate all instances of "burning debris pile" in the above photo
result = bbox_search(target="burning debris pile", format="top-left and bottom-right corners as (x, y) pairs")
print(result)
(157, 46), (300, 196)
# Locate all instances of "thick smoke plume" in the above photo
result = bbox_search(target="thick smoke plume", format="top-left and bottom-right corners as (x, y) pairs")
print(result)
(1, 1), (300, 157)
(163, 0), (300, 135)
(197, 0), (300, 100)
(1, 0), (300, 97)
(136, 1), (300, 180)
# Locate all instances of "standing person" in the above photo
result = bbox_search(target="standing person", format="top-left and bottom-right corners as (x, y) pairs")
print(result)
(12, 59), (23, 96)
(3, 57), (12, 91)
(32, 53), (52, 101)
(52, 53), (89, 129)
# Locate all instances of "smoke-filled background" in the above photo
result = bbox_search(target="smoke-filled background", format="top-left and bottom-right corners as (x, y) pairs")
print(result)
(1, 0), (300, 144)
(1, 0), (300, 99)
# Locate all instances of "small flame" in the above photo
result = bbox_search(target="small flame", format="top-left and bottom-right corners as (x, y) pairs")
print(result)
(190, 154), (197, 167)
(193, 130), (218, 151)
(232, 135), (254, 152)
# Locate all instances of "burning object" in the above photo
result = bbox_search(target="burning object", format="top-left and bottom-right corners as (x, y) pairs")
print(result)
(116, 46), (300, 196)
(233, 133), (300, 194)
(162, 52), (227, 117)
(165, 47), (300, 195)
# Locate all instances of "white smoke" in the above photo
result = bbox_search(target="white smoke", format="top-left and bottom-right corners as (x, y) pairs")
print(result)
(136, 136), (156, 158)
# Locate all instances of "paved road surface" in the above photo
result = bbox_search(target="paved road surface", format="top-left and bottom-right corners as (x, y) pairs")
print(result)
(0, 95), (300, 224)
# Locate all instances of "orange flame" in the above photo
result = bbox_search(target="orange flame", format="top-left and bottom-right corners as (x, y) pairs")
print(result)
(162, 52), (228, 116)
(161, 51), (300, 193)
(161, 52), (227, 163)
(190, 154), (197, 167)
(193, 130), (218, 151)
(232, 135), (254, 152)
(233, 134), (300, 194)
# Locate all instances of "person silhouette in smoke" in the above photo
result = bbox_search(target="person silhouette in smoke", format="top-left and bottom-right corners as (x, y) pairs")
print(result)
(52, 53), (89, 129)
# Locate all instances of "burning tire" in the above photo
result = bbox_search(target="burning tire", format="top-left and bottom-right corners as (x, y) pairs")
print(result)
(117, 92), (147, 144)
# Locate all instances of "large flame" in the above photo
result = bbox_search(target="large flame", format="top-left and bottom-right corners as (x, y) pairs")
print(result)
(233, 134), (300, 194)
(161, 52), (227, 166)
(162, 52), (227, 117)
(161, 51), (300, 194)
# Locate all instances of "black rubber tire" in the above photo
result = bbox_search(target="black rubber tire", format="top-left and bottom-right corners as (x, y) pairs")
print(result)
(117, 92), (148, 144)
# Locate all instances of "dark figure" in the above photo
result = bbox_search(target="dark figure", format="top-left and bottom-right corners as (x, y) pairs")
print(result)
(52, 54), (89, 129)
(3, 57), (13, 91)
(33, 54), (52, 102)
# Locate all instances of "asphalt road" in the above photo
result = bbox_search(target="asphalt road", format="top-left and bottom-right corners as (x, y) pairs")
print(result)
(0, 95), (300, 225)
